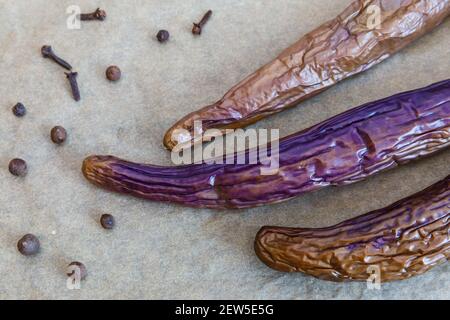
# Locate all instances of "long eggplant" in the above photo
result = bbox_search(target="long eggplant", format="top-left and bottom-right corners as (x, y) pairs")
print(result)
(83, 79), (450, 209)
(255, 175), (450, 282)
(163, 0), (450, 150)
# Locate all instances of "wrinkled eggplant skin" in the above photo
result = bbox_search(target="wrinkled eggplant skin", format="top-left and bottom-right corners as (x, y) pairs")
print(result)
(164, 0), (450, 150)
(255, 175), (450, 282)
(83, 80), (450, 209)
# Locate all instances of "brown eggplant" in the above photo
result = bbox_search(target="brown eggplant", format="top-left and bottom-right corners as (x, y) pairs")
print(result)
(164, 0), (450, 150)
(255, 175), (450, 282)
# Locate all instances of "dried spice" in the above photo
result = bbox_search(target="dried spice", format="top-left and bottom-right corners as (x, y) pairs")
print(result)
(9, 158), (28, 177)
(106, 66), (121, 82)
(82, 80), (450, 209)
(192, 10), (212, 35)
(80, 8), (106, 21)
(65, 72), (80, 101)
(164, 0), (450, 150)
(100, 214), (115, 230)
(17, 234), (40, 256)
(50, 126), (67, 144)
(41, 45), (72, 71)
(156, 30), (170, 43)
(255, 175), (450, 282)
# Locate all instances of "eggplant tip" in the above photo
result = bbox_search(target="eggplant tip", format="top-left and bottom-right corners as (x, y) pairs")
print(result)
(163, 128), (177, 151)
(82, 155), (112, 181)
(82, 156), (96, 179)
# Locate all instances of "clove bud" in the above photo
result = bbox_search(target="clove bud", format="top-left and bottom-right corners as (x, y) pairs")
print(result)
(65, 72), (80, 101)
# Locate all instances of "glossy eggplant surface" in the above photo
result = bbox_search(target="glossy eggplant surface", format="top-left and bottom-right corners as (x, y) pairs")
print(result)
(83, 80), (450, 209)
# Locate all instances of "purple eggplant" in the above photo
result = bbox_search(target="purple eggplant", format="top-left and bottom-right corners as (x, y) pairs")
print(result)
(83, 79), (450, 209)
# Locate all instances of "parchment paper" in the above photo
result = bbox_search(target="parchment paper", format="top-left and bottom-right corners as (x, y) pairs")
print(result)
(0, 0), (448, 299)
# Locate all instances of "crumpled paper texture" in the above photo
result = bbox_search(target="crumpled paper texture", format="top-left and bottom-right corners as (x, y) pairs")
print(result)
(0, 0), (448, 299)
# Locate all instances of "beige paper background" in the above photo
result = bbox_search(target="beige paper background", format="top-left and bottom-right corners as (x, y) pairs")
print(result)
(0, 0), (448, 299)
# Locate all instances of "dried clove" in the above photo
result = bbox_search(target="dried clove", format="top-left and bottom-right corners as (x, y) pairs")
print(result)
(65, 72), (80, 101)
(9, 158), (28, 177)
(192, 10), (213, 35)
(41, 45), (72, 71)
(100, 214), (115, 230)
(80, 8), (107, 21)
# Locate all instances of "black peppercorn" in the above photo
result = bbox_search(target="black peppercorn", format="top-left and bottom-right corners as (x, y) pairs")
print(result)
(100, 214), (115, 229)
(106, 66), (121, 81)
(67, 261), (88, 280)
(50, 126), (67, 144)
(17, 234), (40, 256)
(156, 30), (170, 42)
(9, 158), (28, 177)
(12, 103), (27, 117)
